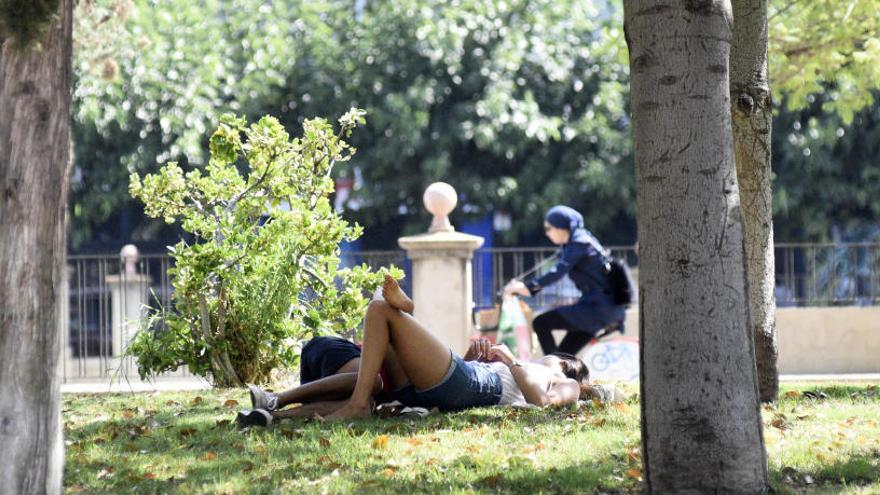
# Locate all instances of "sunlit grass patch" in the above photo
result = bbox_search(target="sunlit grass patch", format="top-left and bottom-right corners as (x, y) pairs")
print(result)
(63, 382), (879, 494)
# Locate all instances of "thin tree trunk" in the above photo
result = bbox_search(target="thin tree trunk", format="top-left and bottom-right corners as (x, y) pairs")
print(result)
(731, 0), (779, 403)
(0, 0), (73, 492)
(623, 1), (767, 492)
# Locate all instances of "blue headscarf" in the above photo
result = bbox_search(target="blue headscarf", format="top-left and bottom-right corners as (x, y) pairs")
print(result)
(545, 205), (593, 245)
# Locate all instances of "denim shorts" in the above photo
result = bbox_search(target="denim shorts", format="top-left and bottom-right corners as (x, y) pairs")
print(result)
(392, 354), (502, 410)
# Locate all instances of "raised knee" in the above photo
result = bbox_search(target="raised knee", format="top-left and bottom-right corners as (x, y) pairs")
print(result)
(367, 299), (391, 315)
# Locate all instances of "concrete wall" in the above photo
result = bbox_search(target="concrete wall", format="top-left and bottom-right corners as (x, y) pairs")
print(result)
(621, 307), (880, 374)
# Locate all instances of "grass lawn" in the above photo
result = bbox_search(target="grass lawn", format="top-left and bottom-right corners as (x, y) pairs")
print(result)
(63, 382), (879, 494)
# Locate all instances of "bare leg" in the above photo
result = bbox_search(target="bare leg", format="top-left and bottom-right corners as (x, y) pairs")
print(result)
(271, 400), (348, 419)
(326, 295), (453, 419)
(274, 371), (382, 408)
(273, 336), (410, 410)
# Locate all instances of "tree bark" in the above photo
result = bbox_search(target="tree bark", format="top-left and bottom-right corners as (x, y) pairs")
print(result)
(0, 0), (73, 492)
(623, 1), (767, 492)
(731, 0), (778, 403)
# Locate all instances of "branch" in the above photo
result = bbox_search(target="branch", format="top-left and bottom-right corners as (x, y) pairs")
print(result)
(301, 262), (329, 291)
(768, 0), (800, 22)
(225, 156), (275, 215)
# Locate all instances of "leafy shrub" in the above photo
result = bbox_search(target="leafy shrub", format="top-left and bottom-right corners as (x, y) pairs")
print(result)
(128, 109), (398, 386)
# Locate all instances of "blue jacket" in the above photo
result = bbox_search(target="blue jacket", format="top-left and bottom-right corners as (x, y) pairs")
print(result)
(525, 232), (626, 333)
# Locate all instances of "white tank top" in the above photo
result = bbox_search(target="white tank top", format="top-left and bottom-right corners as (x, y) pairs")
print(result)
(485, 362), (527, 406)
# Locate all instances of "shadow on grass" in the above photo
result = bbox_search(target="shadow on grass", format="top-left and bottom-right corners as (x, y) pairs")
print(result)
(338, 460), (641, 495)
(779, 384), (879, 401)
(769, 449), (880, 492)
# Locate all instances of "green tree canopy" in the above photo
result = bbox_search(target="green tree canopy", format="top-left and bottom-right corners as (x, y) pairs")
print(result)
(71, 0), (633, 248)
(769, 0), (880, 122)
(71, 0), (880, 250)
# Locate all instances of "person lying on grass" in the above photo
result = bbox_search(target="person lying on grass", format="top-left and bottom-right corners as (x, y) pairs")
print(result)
(239, 275), (597, 425)
(238, 334), (400, 427)
(238, 277), (418, 427)
(327, 275), (593, 419)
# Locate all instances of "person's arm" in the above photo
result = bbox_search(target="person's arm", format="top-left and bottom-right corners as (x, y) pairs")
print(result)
(525, 243), (590, 294)
(509, 366), (579, 406)
(487, 344), (579, 407)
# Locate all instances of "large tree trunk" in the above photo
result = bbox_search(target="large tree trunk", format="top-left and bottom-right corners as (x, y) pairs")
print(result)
(624, 1), (767, 492)
(731, 0), (778, 403)
(0, 0), (73, 492)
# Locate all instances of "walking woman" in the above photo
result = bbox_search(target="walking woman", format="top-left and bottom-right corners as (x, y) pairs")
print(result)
(505, 205), (626, 356)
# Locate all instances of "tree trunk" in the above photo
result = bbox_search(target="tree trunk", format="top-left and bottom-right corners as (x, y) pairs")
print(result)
(623, 1), (768, 492)
(731, 0), (778, 403)
(0, 0), (73, 492)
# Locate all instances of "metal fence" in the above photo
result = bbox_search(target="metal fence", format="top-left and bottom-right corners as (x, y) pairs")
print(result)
(61, 242), (879, 381)
(775, 242), (880, 307)
(61, 250), (409, 382)
(64, 254), (177, 382)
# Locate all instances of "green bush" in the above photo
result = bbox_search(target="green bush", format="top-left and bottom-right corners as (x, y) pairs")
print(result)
(128, 109), (398, 387)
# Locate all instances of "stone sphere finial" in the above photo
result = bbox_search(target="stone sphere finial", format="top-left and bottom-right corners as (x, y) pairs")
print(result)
(120, 244), (140, 274)
(423, 182), (457, 233)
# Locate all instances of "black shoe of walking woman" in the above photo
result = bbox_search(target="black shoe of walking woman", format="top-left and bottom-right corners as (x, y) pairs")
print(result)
(594, 320), (625, 341)
(236, 409), (272, 428)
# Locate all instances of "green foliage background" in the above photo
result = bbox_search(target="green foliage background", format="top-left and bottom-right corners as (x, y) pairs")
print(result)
(71, 0), (880, 249)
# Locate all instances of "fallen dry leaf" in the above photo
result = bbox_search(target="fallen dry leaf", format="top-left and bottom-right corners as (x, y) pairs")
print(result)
(625, 468), (642, 480)
(320, 437), (332, 447)
(371, 435), (389, 449)
(381, 467), (396, 478)
(191, 396), (204, 406)
(97, 467), (115, 480)
(202, 452), (218, 461)
(770, 418), (788, 430)
(479, 474), (503, 488)
(223, 399), (239, 408)
(627, 448), (640, 462)
(281, 429), (304, 439)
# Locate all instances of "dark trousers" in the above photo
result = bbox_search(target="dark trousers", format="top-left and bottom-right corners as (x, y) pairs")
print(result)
(532, 310), (594, 355)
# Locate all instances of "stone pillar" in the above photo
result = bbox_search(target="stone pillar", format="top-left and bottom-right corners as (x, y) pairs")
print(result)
(106, 245), (151, 359)
(398, 183), (484, 354)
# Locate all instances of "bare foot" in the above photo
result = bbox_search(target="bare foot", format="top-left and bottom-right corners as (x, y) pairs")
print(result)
(325, 400), (373, 421)
(382, 274), (414, 314)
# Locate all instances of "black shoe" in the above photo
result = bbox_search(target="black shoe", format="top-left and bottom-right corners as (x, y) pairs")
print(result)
(236, 409), (272, 428)
(594, 321), (625, 341)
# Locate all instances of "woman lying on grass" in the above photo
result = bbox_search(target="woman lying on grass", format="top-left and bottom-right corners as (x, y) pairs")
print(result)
(326, 275), (592, 420)
(239, 275), (595, 425)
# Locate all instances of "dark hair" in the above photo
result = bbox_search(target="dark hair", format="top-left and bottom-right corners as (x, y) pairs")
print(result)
(549, 352), (589, 384)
